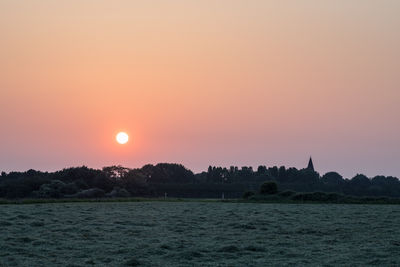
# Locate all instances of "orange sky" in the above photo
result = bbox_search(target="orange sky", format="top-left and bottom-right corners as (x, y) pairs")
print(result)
(1, 1), (399, 177)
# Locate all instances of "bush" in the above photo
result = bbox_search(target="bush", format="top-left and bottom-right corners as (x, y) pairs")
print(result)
(249, 194), (280, 201)
(242, 191), (255, 199)
(259, 182), (278, 195)
(106, 187), (131, 198)
(291, 192), (343, 202)
(278, 190), (296, 197)
(63, 182), (79, 195)
(68, 188), (105, 198)
(33, 180), (66, 198)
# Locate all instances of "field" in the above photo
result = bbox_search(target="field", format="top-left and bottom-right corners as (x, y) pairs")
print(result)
(1, 202), (399, 266)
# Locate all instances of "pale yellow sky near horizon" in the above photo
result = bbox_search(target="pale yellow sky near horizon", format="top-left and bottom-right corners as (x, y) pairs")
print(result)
(0, 1), (399, 177)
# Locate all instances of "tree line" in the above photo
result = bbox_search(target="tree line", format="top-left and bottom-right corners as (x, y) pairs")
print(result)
(0, 163), (399, 199)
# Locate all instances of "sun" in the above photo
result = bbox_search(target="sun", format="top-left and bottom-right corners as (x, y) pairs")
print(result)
(116, 132), (129, 144)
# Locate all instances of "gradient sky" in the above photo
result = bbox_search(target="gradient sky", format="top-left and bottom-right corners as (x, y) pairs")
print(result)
(1, 1), (399, 178)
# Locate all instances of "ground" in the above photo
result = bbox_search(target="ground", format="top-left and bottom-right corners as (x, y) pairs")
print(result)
(1, 202), (399, 266)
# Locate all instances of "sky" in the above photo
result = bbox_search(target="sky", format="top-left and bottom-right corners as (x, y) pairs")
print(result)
(1, 1), (399, 178)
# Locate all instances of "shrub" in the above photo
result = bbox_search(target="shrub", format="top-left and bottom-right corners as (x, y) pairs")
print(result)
(106, 187), (131, 198)
(291, 193), (304, 201)
(242, 191), (255, 199)
(69, 188), (105, 198)
(33, 180), (66, 198)
(63, 182), (79, 195)
(259, 181), (278, 195)
(325, 193), (342, 202)
(278, 190), (296, 197)
(291, 192), (343, 202)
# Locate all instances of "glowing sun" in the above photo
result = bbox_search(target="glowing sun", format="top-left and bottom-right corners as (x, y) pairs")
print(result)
(116, 132), (129, 144)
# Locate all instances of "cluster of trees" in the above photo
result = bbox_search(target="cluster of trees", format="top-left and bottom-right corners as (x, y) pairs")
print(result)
(0, 163), (399, 199)
(0, 164), (192, 199)
(202, 165), (400, 197)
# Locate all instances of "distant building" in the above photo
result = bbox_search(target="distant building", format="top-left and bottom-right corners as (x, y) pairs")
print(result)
(307, 157), (314, 171)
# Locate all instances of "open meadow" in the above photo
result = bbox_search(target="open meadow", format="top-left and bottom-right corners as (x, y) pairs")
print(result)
(1, 201), (399, 266)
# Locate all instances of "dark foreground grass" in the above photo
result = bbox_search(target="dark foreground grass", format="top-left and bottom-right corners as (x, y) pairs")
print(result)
(246, 192), (400, 205)
(0, 197), (212, 205)
(1, 202), (399, 266)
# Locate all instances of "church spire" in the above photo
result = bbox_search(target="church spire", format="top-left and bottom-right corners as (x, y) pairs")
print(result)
(307, 157), (314, 171)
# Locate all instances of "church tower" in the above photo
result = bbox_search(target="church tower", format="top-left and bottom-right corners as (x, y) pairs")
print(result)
(307, 157), (314, 171)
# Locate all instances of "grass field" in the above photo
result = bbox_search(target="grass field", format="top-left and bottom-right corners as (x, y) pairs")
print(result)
(1, 201), (399, 266)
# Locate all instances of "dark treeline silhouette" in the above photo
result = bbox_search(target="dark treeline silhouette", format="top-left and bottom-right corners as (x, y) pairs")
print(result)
(0, 162), (400, 199)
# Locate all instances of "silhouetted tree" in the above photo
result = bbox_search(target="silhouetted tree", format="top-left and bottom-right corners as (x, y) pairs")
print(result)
(102, 165), (131, 181)
(346, 174), (371, 196)
(268, 166), (279, 178)
(321, 172), (344, 192)
(257, 165), (267, 175)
